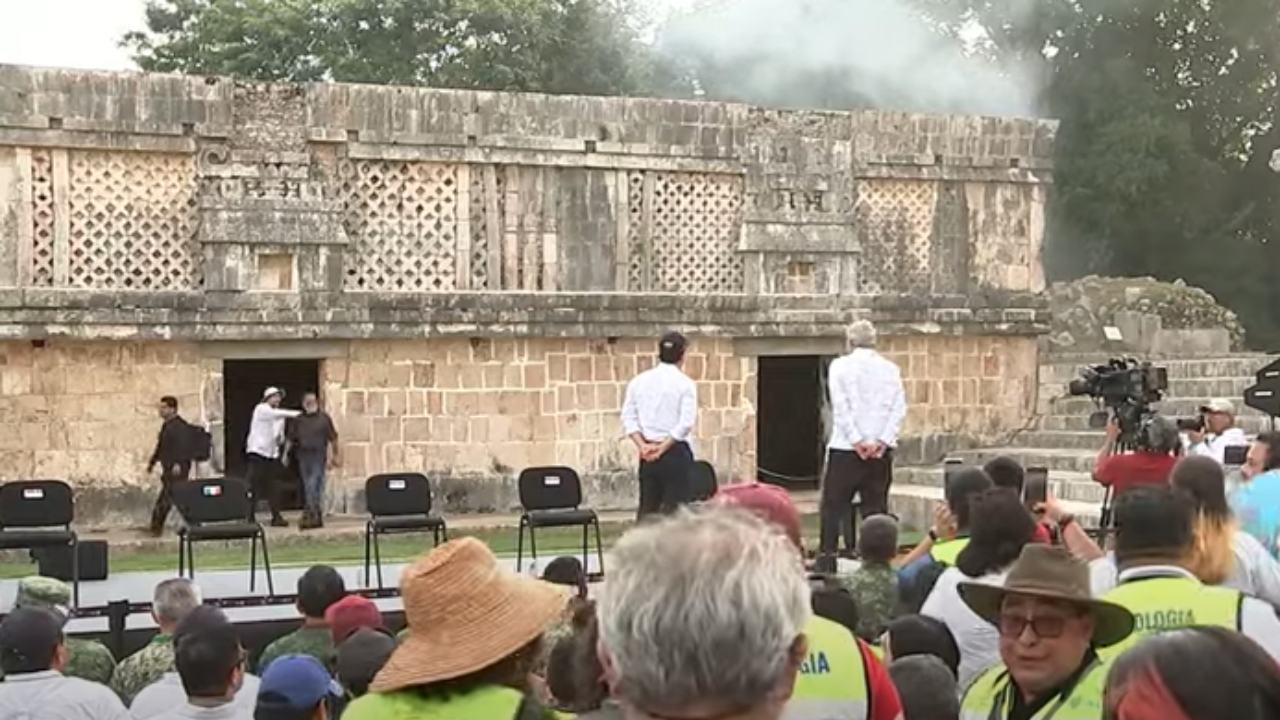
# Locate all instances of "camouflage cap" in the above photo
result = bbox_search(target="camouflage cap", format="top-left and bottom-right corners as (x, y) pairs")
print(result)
(14, 576), (71, 618)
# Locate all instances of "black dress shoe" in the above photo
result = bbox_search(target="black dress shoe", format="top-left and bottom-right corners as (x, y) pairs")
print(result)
(270, 516), (289, 528)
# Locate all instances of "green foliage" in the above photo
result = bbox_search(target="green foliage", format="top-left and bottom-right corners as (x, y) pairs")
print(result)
(123, 0), (660, 96)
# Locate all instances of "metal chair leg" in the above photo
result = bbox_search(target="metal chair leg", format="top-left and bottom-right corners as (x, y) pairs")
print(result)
(177, 534), (185, 577)
(441, 521), (449, 542)
(260, 530), (275, 596)
(593, 517), (605, 577)
(516, 516), (526, 573)
(70, 536), (80, 609)
(373, 530), (384, 589)
(581, 522), (589, 575)
(529, 524), (539, 574)
(250, 533), (258, 593)
(363, 523), (372, 587)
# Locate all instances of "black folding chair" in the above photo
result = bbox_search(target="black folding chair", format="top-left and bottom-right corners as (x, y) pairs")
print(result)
(516, 466), (604, 577)
(363, 473), (449, 588)
(173, 478), (274, 594)
(689, 460), (719, 502)
(0, 480), (79, 607)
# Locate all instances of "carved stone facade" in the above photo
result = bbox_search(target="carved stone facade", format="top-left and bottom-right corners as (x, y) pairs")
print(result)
(0, 65), (1055, 525)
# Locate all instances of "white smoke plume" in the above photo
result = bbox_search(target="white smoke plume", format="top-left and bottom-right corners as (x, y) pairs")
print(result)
(655, 0), (1045, 117)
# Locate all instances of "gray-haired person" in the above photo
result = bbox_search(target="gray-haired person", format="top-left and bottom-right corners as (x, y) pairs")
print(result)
(597, 507), (811, 720)
(111, 578), (203, 704)
(821, 320), (906, 557)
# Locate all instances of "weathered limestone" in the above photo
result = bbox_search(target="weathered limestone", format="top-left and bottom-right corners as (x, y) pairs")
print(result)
(0, 65), (1057, 526)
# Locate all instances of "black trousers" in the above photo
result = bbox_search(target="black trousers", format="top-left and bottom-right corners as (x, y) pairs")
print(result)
(245, 453), (285, 520)
(819, 448), (893, 555)
(150, 462), (192, 533)
(637, 441), (694, 520)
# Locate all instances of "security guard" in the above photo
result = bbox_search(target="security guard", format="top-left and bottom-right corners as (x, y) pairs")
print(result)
(1100, 485), (1280, 661)
(957, 545), (1135, 720)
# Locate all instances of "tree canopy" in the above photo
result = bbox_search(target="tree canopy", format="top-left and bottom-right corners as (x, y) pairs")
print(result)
(123, 0), (661, 96)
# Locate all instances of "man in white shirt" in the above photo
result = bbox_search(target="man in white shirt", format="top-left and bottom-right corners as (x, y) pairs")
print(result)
(1186, 397), (1250, 465)
(0, 606), (130, 720)
(245, 387), (301, 527)
(131, 606), (256, 720)
(621, 332), (698, 519)
(821, 320), (906, 557)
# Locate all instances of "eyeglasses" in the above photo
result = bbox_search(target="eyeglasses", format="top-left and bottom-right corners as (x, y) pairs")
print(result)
(998, 613), (1073, 639)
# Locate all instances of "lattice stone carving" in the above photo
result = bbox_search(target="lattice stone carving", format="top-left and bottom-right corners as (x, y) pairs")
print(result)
(648, 172), (744, 293)
(626, 171), (645, 291)
(29, 149), (55, 287)
(468, 167), (490, 290)
(67, 150), (199, 290)
(340, 160), (460, 292)
(856, 179), (938, 295)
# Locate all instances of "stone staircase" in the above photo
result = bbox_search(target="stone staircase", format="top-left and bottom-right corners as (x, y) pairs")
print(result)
(889, 354), (1277, 530)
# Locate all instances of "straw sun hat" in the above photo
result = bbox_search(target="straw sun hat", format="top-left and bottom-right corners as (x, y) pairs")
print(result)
(370, 537), (569, 692)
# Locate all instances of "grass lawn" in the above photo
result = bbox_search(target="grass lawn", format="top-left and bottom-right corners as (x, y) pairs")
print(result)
(0, 514), (920, 579)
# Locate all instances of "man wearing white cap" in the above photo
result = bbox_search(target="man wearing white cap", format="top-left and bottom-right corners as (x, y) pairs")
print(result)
(246, 387), (301, 527)
(1186, 398), (1249, 465)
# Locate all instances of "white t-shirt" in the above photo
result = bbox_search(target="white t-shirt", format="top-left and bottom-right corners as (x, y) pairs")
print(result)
(244, 404), (300, 459)
(130, 673), (259, 720)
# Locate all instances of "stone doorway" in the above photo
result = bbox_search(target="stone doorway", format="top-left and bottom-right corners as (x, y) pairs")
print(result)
(756, 356), (828, 489)
(222, 358), (320, 509)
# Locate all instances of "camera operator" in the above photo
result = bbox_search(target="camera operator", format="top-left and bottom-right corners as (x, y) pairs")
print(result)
(1093, 415), (1181, 495)
(1186, 398), (1249, 465)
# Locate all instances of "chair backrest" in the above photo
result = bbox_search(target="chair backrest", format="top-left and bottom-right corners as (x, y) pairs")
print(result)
(365, 473), (433, 517)
(518, 466), (583, 511)
(689, 461), (718, 502)
(0, 481), (74, 528)
(173, 478), (252, 525)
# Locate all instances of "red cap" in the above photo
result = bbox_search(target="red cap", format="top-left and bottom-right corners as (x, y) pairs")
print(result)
(715, 483), (803, 551)
(325, 595), (385, 644)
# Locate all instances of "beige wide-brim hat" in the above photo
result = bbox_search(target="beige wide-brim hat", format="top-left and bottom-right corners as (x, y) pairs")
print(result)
(370, 537), (569, 692)
(959, 545), (1135, 648)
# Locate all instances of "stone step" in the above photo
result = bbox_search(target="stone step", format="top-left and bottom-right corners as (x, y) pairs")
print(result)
(944, 446), (1098, 474)
(1040, 355), (1274, 383)
(895, 466), (1108, 504)
(888, 483), (1102, 532)
(1038, 413), (1276, 433)
(1007, 430), (1105, 451)
(1048, 396), (1272, 418)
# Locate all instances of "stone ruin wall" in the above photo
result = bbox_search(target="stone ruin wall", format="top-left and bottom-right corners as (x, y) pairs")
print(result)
(0, 65), (1054, 524)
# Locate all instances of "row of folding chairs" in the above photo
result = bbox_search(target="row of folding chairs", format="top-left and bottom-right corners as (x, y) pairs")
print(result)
(0, 461), (720, 603)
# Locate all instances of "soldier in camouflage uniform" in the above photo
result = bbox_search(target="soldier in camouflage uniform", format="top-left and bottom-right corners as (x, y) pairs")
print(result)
(840, 515), (901, 641)
(5, 576), (117, 685)
(110, 577), (202, 704)
(256, 565), (345, 672)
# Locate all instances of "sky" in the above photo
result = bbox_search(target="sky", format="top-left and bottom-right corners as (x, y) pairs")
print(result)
(0, 0), (696, 72)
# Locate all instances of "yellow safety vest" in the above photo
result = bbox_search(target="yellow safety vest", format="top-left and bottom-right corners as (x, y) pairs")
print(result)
(960, 660), (1108, 720)
(1100, 575), (1240, 658)
(341, 683), (525, 720)
(784, 615), (871, 720)
(931, 538), (970, 566)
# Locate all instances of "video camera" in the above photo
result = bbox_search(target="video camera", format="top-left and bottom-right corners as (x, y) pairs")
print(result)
(1067, 358), (1169, 447)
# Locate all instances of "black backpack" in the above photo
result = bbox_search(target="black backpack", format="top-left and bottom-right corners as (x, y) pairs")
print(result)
(186, 421), (212, 462)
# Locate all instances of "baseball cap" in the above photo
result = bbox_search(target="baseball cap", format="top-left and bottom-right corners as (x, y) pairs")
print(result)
(715, 482), (803, 550)
(262, 386), (284, 400)
(325, 594), (386, 644)
(257, 654), (342, 711)
(0, 607), (63, 673)
(1200, 398), (1236, 415)
(335, 628), (397, 697)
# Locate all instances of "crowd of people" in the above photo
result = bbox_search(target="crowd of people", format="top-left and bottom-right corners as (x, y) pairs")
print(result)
(8, 444), (1280, 719)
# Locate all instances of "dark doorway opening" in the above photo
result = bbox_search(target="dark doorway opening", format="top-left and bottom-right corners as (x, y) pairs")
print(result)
(223, 359), (320, 510)
(756, 356), (827, 490)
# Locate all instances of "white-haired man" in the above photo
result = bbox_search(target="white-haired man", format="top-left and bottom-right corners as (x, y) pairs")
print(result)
(111, 578), (203, 704)
(821, 320), (906, 558)
(598, 507), (813, 720)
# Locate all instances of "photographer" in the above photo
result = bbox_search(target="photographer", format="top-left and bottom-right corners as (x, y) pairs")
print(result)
(1186, 398), (1249, 465)
(1093, 415), (1181, 495)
